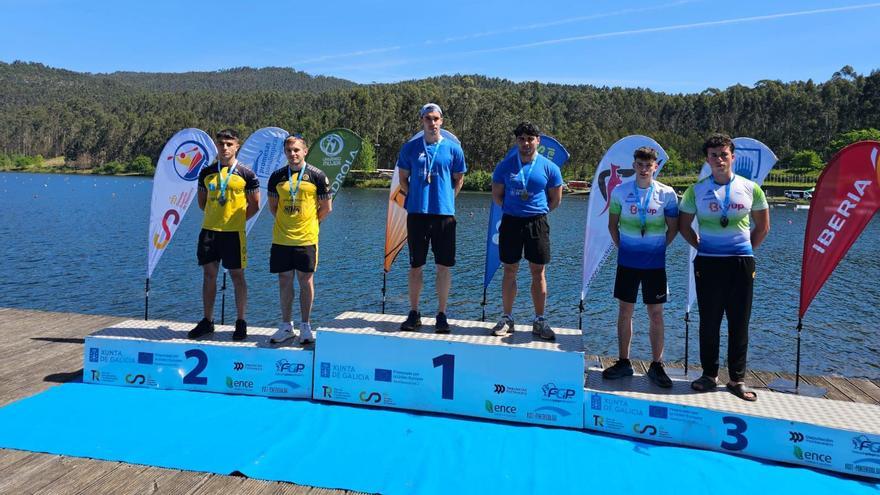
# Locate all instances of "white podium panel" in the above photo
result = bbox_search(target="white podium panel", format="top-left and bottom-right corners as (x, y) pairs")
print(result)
(585, 378), (880, 480)
(83, 320), (312, 399)
(314, 312), (585, 428)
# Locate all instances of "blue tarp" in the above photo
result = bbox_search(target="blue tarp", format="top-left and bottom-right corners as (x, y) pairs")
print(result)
(0, 384), (876, 494)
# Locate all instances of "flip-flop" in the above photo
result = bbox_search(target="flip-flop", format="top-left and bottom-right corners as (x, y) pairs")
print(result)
(726, 382), (758, 402)
(690, 375), (718, 392)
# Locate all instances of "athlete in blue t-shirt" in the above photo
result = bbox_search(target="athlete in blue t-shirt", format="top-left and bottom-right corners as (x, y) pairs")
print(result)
(489, 122), (563, 341)
(397, 103), (468, 334)
(603, 146), (678, 387)
(680, 134), (770, 402)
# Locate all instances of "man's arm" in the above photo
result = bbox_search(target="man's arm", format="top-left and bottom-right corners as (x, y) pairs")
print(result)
(665, 216), (679, 246)
(491, 183), (504, 207)
(608, 212), (621, 247)
(750, 208), (770, 249)
(268, 195), (278, 217)
(678, 212), (699, 249)
(398, 168), (410, 195)
(197, 189), (207, 210)
(317, 198), (333, 222)
(452, 172), (464, 196)
(547, 185), (563, 211)
(245, 191), (260, 220)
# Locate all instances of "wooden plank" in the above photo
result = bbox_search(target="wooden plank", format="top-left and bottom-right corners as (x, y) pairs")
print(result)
(188, 474), (246, 495)
(846, 377), (880, 404)
(142, 468), (211, 495)
(821, 376), (876, 405)
(0, 451), (63, 493)
(33, 456), (120, 495)
(72, 462), (150, 495)
(0, 454), (78, 494)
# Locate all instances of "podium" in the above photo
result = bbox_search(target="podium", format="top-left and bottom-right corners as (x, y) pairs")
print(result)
(83, 320), (313, 398)
(79, 314), (880, 480)
(313, 312), (585, 428)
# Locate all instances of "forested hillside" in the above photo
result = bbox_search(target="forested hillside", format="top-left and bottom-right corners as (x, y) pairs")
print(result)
(2, 61), (878, 178)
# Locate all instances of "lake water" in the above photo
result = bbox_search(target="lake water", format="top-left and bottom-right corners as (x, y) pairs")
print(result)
(1, 172), (877, 378)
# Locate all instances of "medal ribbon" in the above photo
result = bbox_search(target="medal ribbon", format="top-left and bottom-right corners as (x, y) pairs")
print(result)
(713, 174), (734, 225)
(634, 180), (655, 236)
(287, 163), (306, 207)
(422, 137), (445, 182)
(516, 153), (537, 199)
(217, 161), (238, 203)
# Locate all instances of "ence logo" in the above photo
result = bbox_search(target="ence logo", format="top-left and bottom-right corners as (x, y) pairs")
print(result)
(320, 134), (344, 157)
(794, 446), (832, 464)
(359, 391), (381, 403)
(167, 140), (210, 181)
(484, 400), (517, 415)
(225, 376), (254, 390)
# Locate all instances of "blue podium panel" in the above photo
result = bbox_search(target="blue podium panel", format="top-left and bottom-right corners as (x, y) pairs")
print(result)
(584, 370), (880, 480)
(83, 320), (313, 399)
(314, 312), (585, 428)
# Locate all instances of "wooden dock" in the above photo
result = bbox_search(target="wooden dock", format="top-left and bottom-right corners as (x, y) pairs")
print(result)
(1, 307), (878, 493)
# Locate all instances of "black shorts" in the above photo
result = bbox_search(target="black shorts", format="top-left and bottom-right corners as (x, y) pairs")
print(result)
(270, 244), (318, 273)
(614, 265), (668, 304)
(197, 229), (246, 269)
(498, 214), (551, 265)
(407, 214), (456, 268)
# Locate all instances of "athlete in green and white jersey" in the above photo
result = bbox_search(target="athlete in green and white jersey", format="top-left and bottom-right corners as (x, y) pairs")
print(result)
(680, 134), (770, 402)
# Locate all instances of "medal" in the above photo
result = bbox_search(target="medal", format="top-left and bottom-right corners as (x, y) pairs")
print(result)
(634, 181), (654, 238)
(720, 216), (729, 228)
(422, 138), (441, 186)
(516, 153), (537, 202)
(714, 174), (734, 229)
(520, 191), (529, 200)
(217, 161), (237, 206)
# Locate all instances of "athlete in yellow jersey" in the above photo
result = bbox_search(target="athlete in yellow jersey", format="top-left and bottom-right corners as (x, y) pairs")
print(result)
(189, 129), (260, 341)
(267, 135), (332, 345)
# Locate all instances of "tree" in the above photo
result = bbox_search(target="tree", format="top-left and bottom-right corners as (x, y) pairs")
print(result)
(786, 150), (824, 173)
(826, 128), (880, 158)
(355, 140), (377, 171)
(127, 154), (155, 175)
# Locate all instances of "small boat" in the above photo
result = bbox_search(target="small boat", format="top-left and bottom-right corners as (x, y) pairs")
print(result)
(794, 204), (810, 210)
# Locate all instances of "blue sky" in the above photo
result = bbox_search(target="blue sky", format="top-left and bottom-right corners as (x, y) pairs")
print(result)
(1, 0), (878, 93)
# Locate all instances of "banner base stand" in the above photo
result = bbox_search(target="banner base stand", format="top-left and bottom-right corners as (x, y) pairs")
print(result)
(664, 367), (696, 379)
(766, 377), (827, 397)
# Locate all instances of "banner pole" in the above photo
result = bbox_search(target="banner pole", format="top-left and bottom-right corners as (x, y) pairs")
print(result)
(578, 298), (584, 330)
(144, 278), (150, 321)
(795, 318), (803, 391)
(683, 311), (690, 376)
(481, 286), (488, 322)
(381, 272), (387, 314)
(220, 271), (227, 325)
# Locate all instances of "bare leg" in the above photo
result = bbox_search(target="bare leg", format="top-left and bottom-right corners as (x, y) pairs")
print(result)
(529, 262), (547, 316)
(616, 300), (635, 359)
(436, 265), (450, 313)
(501, 263), (518, 315)
(228, 268), (247, 320)
(202, 262), (219, 320)
(297, 271), (315, 322)
(278, 270), (294, 322)
(647, 303), (665, 362)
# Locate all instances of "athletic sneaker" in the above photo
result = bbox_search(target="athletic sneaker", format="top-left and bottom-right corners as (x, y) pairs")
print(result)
(647, 361), (673, 388)
(187, 318), (214, 339)
(434, 312), (450, 334)
(532, 318), (555, 341)
(269, 322), (296, 344)
(400, 310), (421, 331)
(492, 315), (514, 336)
(232, 319), (247, 341)
(299, 323), (314, 345)
(602, 359), (634, 379)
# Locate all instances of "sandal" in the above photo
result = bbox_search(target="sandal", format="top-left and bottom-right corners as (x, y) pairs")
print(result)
(691, 375), (718, 392)
(726, 382), (758, 402)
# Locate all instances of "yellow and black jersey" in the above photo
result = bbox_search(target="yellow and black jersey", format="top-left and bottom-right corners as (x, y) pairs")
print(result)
(267, 164), (330, 246)
(198, 162), (260, 232)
